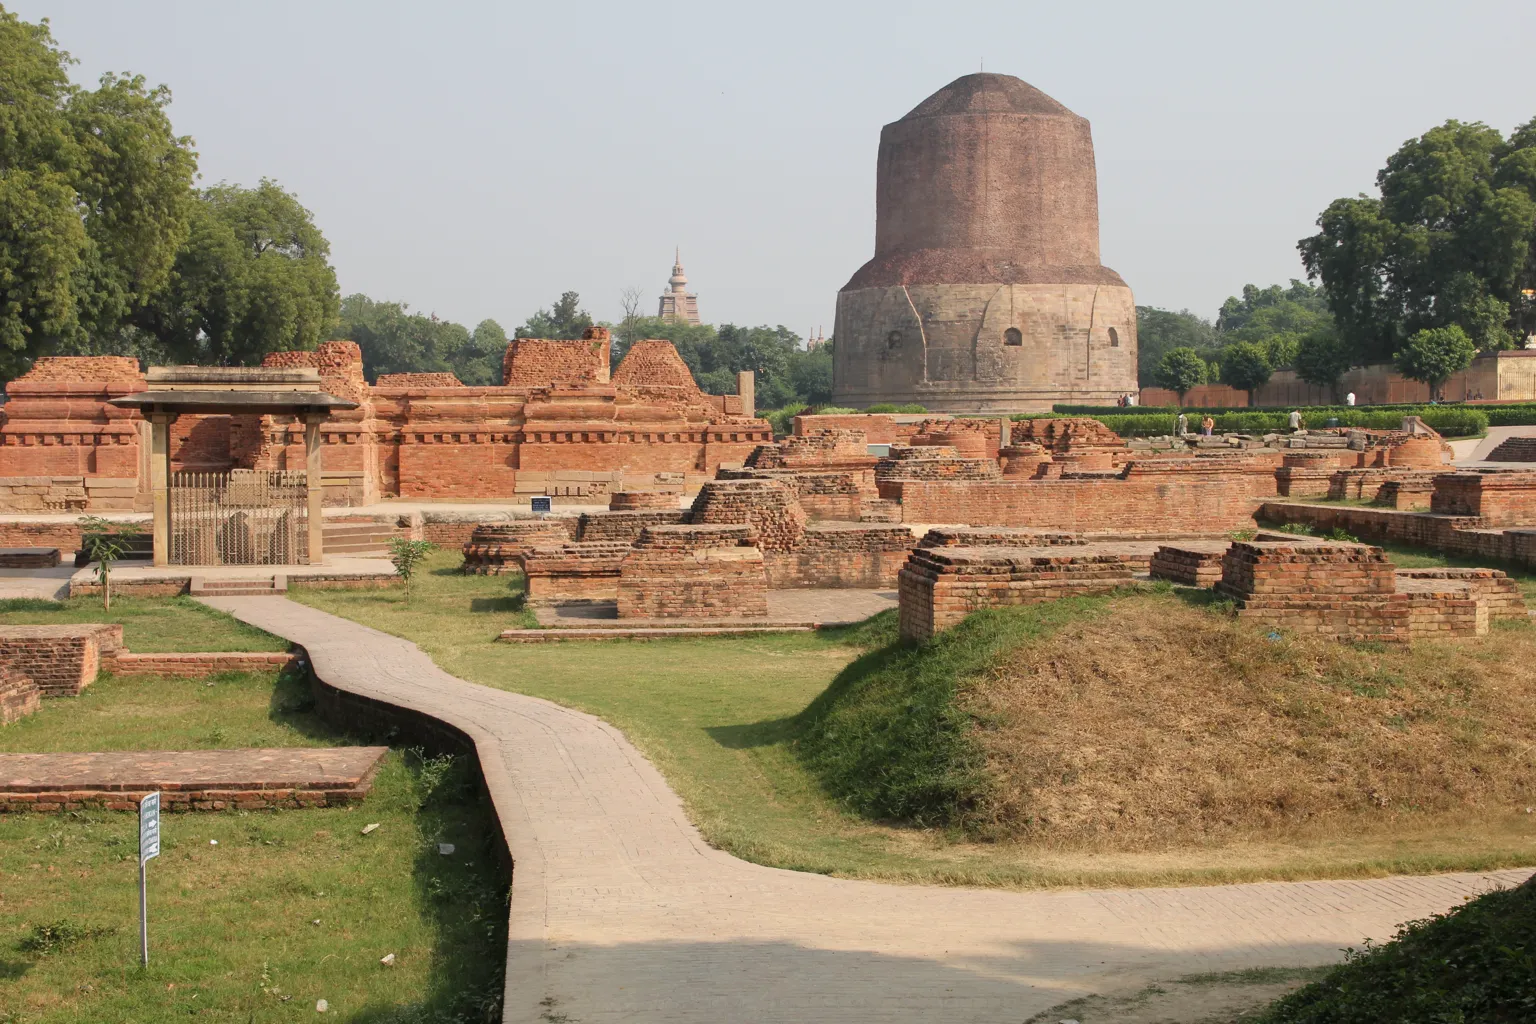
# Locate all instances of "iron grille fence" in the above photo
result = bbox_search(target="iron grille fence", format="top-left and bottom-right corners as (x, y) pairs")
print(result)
(169, 470), (308, 566)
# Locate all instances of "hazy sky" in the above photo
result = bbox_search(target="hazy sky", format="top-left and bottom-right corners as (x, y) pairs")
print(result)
(14, 0), (1536, 340)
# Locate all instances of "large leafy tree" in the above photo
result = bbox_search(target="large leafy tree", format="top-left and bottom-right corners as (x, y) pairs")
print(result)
(1153, 347), (1208, 404)
(1135, 306), (1218, 385)
(136, 180), (339, 365)
(1300, 118), (1536, 363)
(516, 290), (592, 340)
(1214, 280), (1334, 371)
(336, 293), (501, 385)
(1292, 328), (1353, 401)
(1394, 325), (1477, 400)
(1218, 341), (1273, 404)
(0, 10), (196, 376)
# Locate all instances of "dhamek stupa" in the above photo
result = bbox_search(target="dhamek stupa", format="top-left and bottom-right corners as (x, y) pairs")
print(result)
(832, 73), (1137, 412)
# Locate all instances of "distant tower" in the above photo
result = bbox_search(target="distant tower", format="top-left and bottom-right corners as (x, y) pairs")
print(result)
(657, 249), (701, 324)
(806, 327), (828, 351)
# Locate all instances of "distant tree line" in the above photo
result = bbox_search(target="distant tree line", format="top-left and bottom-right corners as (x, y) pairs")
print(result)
(1143, 113), (1536, 404)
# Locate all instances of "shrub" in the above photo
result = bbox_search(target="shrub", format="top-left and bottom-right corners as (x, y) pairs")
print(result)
(1256, 878), (1536, 1023)
(865, 402), (928, 414)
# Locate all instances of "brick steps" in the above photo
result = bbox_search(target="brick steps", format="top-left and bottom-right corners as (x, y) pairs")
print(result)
(191, 577), (285, 597)
(322, 521), (396, 556)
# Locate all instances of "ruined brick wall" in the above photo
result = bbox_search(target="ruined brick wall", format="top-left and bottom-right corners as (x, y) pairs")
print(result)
(747, 429), (875, 470)
(0, 661), (39, 724)
(1011, 417), (1122, 452)
(577, 509), (689, 543)
(897, 545), (1139, 641)
(687, 479), (807, 550)
(616, 546), (769, 619)
(763, 523), (915, 588)
(609, 490), (682, 511)
(611, 339), (698, 392)
(461, 521), (579, 574)
(0, 357), (145, 505)
(1432, 471), (1536, 525)
(375, 372), (463, 388)
(0, 624), (121, 696)
(520, 542), (631, 604)
(102, 651), (296, 678)
(896, 459), (1268, 532)
(503, 328), (610, 388)
(718, 468), (869, 521)
(792, 414), (919, 445)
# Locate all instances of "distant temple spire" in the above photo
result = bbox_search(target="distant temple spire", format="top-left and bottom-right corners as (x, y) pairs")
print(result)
(657, 249), (701, 324)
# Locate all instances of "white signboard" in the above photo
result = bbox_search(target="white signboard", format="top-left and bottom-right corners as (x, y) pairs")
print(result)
(139, 792), (160, 863)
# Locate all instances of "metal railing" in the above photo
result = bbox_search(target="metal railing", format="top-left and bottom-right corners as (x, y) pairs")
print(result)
(169, 470), (308, 566)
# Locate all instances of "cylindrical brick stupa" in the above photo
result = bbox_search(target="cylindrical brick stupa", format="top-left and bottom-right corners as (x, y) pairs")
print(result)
(832, 73), (1137, 412)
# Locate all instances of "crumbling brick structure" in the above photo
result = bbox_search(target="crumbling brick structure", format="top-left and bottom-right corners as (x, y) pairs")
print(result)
(1214, 540), (1521, 642)
(764, 522), (914, 588)
(520, 542), (633, 604)
(1486, 436), (1536, 462)
(1149, 543), (1231, 586)
(461, 521), (578, 574)
(0, 662), (39, 724)
(898, 545), (1141, 641)
(687, 479), (807, 551)
(1431, 471), (1536, 525)
(0, 331), (768, 511)
(616, 525), (769, 620)
(0, 624), (122, 696)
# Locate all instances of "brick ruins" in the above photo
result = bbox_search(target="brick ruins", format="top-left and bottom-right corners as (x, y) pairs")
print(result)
(0, 329), (767, 512)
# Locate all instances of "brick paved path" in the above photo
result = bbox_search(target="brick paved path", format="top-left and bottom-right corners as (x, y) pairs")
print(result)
(202, 596), (1532, 1024)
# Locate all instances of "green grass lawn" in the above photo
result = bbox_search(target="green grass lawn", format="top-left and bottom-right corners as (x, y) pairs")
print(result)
(0, 666), (506, 1023)
(291, 551), (1536, 890)
(0, 596), (287, 653)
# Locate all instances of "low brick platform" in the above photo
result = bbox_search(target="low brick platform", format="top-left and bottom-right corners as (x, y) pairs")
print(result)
(521, 542), (633, 604)
(616, 545), (770, 620)
(1214, 541), (1527, 642)
(103, 651), (297, 678)
(1149, 542), (1231, 586)
(498, 625), (815, 642)
(575, 509), (689, 544)
(0, 547), (60, 568)
(916, 526), (1086, 548)
(0, 746), (389, 812)
(898, 546), (1141, 641)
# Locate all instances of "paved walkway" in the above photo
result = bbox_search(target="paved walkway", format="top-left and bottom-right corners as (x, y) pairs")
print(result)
(201, 596), (1532, 1023)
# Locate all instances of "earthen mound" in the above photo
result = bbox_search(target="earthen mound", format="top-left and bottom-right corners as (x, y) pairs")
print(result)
(799, 592), (1536, 848)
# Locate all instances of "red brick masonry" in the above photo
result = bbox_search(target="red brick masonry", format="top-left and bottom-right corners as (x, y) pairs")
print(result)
(0, 746), (389, 813)
(103, 651), (296, 678)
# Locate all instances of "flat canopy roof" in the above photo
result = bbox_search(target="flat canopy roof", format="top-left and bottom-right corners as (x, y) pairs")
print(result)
(110, 391), (358, 415)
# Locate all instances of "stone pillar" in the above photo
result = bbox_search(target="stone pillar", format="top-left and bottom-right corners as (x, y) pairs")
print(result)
(304, 414), (325, 565)
(148, 412), (177, 567)
(736, 370), (755, 419)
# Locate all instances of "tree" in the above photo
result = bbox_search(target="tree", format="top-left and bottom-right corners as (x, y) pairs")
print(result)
(1300, 118), (1536, 363)
(1394, 325), (1476, 400)
(1135, 307), (1219, 384)
(0, 10), (196, 376)
(1293, 328), (1354, 401)
(1218, 341), (1272, 404)
(336, 295), (501, 385)
(1153, 347), (1208, 404)
(137, 180), (339, 365)
(516, 291), (592, 340)
(387, 538), (433, 603)
(77, 515), (128, 611)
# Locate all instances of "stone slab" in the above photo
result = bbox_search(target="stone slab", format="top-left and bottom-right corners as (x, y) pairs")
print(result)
(0, 746), (388, 812)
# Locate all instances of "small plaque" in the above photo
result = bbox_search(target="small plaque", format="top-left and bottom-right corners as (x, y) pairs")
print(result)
(530, 496), (552, 513)
(139, 792), (160, 863)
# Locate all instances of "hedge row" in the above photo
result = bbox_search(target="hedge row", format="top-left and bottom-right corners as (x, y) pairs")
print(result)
(1056, 402), (1536, 427)
(1015, 407), (1489, 438)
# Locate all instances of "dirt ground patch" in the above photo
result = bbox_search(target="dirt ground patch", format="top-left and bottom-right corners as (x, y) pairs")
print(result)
(1024, 967), (1327, 1024)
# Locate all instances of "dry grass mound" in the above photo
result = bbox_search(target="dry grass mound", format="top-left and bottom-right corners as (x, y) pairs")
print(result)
(969, 592), (1536, 847)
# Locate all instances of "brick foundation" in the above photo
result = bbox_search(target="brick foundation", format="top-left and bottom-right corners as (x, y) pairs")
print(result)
(763, 523), (915, 588)
(461, 521), (579, 574)
(102, 651), (297, 678)
(521, 543), (631, 604)
(898, 546), (1140, 641)
(1149, 544), (1229, 586)
(616, 545), (770, 620)
(0, 624), (121, 696)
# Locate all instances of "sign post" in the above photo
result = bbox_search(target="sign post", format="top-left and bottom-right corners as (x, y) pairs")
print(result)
(138, 792), (160, 967)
